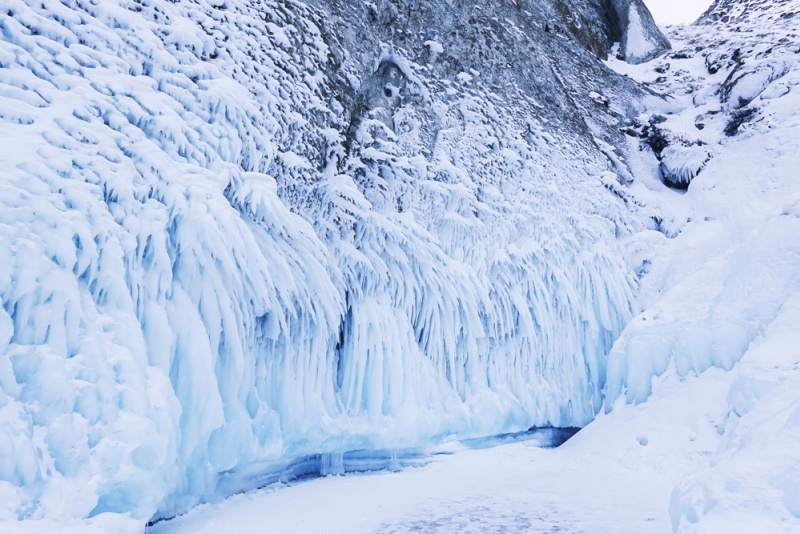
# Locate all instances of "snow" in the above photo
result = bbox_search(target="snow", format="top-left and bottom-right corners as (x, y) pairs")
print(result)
(602, 4), (800, 529)
(148, 363), (743, 534)
(423, 40), (443, 55)
(624, 5), (653, 62)
(0, 0), (639, 526)
(670, 293), (800, 531)
(2, 0), (800, 531)
(151, 432), (681, 534)
(616, 0), (671, 64)
(157, 2), (800, 532)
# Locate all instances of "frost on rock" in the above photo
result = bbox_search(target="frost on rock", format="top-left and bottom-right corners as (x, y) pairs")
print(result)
(0, 0), (644, 524)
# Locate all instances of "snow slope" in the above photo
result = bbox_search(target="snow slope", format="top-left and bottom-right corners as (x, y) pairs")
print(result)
(604, 1), (800, 530)
(0, 0), (670, 527)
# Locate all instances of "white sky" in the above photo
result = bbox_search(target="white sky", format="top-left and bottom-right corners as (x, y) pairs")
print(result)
(642, 0), (715, 25)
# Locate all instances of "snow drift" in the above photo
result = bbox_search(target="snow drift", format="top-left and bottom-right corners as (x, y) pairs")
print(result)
(604, 0), (800, 528)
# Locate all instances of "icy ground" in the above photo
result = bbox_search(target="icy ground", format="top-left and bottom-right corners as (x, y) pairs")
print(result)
(154, 4), (800, 533)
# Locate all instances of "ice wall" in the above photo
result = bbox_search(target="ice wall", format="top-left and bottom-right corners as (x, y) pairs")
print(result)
(0, 0), (639, 523)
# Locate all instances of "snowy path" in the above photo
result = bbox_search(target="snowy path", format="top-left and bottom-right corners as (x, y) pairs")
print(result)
(151, 354), (744, 534)
(151, 440), (671, 534)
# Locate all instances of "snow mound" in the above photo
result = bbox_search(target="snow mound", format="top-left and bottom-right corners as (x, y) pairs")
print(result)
(721, 62), (790, 109)
(669, 294), (800, 531)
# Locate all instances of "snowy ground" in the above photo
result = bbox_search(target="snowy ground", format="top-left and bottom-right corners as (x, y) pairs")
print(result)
(154, 5), (800, 533)
(151, 444), (672, 533)
(151, 366), (730, 534)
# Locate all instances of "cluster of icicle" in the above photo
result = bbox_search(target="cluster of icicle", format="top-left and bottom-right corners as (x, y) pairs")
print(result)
(0, 0), (635, 522)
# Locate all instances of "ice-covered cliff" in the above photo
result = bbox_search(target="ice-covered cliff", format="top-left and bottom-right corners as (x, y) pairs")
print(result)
(0, 0), (673, 526)
(152, 1), (800, 530)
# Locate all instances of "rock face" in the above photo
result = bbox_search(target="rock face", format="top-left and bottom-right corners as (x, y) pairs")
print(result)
(309, 0), (653, 170)
(609, 0), (671, 63)
(0, 0), (667, 524)
(699, 0), (798, 25)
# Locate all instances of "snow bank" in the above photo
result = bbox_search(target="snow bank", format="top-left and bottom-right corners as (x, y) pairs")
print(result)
(669, 294), (800, 531)
(612, 0), (671, 64)
(606, 216), (800, 404)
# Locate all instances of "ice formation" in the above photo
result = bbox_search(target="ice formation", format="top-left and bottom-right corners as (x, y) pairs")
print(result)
(658, 144), (709, 188)
(156, 0), (800, 530)
(7, 0), (796, 530)
(0, 0), (652, 524)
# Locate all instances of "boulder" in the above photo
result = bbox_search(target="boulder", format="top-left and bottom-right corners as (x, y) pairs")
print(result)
(610, 0), (671, 64)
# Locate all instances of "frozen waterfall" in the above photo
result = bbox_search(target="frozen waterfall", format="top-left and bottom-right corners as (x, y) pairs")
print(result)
(0, 0), (641, 523)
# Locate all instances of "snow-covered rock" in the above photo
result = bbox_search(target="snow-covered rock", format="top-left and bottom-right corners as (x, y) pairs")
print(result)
(611, 0), (671, 64)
